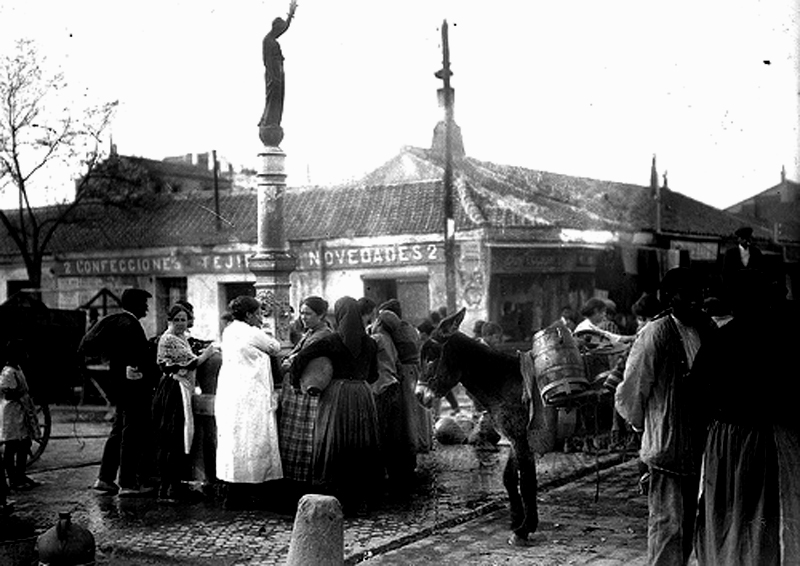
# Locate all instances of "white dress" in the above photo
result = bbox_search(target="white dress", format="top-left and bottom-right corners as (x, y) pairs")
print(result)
(215, 320), (283, 483)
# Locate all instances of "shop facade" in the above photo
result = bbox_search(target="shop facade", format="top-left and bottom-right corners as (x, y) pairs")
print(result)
(2, 144), (765, 346)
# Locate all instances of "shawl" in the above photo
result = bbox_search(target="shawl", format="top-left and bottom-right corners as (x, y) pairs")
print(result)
(333, 296), (365, 358)
(157, 331), (197, 454)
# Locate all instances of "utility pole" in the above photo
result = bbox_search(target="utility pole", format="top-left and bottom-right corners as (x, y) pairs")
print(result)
(436, 20), (457, 314)
(213, 149), (221, 231)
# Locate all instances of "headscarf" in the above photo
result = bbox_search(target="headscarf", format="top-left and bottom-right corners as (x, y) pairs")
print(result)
(378, 298), (403, 318)
(334, 296), (366, 358)
(302, 296), (329, 317)
(376, 309), (401, 333)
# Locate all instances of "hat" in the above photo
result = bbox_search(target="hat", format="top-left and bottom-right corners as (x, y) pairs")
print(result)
(121, 288), (152, 311)
(734, 226), (753, 239)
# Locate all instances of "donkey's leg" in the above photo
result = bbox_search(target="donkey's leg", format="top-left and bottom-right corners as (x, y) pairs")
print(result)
(514, 438), (539, 541)
(502, 447), (524, 531)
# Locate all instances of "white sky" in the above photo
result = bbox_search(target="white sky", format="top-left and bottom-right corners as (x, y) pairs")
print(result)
(1, 0), (798, 209)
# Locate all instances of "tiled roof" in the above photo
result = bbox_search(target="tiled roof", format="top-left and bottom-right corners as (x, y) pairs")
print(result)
(0, 147), (754, 258)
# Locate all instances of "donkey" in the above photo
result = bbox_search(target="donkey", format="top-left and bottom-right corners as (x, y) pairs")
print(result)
(417, 308), (545, 545)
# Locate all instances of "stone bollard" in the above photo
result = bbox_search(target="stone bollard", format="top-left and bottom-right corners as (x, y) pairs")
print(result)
(285, 494), (343, 566)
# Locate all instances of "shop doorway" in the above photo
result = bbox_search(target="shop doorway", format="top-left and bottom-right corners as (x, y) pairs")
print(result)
(223, 282), (256, 307)
(362, 277), (430, 325)
(155, 277), (187, 333)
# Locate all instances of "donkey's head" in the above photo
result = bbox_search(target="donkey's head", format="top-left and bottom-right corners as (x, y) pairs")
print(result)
(416, 307), (466, 407)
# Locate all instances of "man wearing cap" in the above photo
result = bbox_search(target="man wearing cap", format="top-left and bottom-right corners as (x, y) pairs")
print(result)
(722, 226), (764, 286)
(78, 288), (157, 497)
(615, 268), (716, 565)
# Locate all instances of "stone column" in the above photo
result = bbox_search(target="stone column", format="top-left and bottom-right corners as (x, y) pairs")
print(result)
(250, 145), (296, 349)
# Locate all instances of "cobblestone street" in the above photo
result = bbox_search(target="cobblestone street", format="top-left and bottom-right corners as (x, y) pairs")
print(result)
(7, 404), (655, 565)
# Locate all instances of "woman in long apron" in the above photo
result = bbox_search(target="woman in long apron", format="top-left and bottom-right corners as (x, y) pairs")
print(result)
(215, 296), (283, 506)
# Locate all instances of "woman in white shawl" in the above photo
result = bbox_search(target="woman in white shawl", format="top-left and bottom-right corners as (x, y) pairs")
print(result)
(215, 296), (283, 505)
(154, 304), (217, 502)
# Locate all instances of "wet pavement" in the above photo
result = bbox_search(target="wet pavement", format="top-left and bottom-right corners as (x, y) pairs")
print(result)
(12, 403), (648, 565)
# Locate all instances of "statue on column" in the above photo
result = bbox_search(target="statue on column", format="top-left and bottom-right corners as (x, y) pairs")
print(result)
(258, 0), (297, 147)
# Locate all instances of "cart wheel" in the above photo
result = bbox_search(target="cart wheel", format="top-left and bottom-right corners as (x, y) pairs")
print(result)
(26, 403), (51, 467)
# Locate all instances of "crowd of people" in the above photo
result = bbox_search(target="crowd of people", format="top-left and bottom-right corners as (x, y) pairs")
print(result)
(41, 289), (440, 515)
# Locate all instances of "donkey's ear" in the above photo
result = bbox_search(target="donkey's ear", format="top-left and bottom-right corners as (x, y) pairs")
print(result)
(437, 307), (467, 337)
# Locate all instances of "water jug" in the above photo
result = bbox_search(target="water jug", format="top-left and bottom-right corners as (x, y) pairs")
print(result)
(36, 511), (95, 566)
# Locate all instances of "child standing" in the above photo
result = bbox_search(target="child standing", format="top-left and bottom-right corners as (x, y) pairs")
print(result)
(1, 343), (41, 495)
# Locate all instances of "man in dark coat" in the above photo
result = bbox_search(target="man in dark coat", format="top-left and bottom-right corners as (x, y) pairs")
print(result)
(722, 226), (764, 286)
(78, 288), (156, 497)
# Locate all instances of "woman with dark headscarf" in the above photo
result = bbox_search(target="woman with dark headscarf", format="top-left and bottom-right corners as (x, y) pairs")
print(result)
(278, 296), (332, 488)
(287, 296), (384, 510)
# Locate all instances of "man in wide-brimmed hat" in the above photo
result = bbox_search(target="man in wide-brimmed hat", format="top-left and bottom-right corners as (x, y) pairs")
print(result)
(722, 226), (764, 288)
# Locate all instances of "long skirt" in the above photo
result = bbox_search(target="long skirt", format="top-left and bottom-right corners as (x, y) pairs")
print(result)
(398, 363), (432, 454)
(278, 374), (318, 484)
(313, 379), (384, 505)
(151, 375), (189, 488)
(374, 382), (415, 485)
(695, 421), (780, 566)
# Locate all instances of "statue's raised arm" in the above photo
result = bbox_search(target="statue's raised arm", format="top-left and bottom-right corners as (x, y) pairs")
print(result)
(258, 0), (298, 146)
(280, 0), (297, 38)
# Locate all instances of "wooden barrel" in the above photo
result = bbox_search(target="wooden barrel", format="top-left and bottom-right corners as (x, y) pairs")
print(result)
(531, 324), (589, 406)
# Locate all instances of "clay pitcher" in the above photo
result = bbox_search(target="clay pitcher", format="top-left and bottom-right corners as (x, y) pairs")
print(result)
(36, 512), (95, 566)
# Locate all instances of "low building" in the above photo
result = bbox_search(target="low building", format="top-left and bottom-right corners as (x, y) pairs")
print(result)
(1, 135), (773, 349)
(725, 167), (799, 299)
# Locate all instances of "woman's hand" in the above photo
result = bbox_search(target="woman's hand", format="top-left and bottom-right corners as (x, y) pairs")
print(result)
(281, 353), (295, 372)
(199, 343), (220, 363)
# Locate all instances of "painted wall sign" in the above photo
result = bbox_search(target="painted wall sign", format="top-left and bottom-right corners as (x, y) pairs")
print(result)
(54, 253), (250, 276)
(297, 243), (444, 270)
(669, 240), (719, 261)
(491, 249), (596, 274)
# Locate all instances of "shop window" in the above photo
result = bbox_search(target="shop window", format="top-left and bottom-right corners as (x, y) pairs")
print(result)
(492, 272), (594, 342)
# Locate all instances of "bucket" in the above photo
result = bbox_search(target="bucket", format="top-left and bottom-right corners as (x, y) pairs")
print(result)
(531, 324), (589, 406)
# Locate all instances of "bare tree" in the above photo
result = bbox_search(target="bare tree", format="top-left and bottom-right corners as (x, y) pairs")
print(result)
(0, 39), (117, 292)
